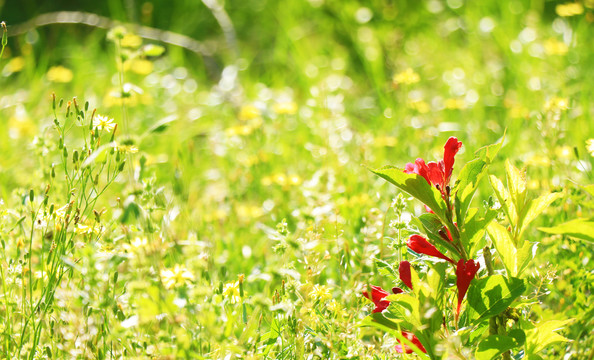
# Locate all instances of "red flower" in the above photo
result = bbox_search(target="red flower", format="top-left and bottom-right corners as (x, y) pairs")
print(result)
(363, 285), (391, 313)
(407, 235), (455, 264)
(456, 259), (480, 317)
(404, 137), (462, 197)
(399, 261), (413, 290)
(404, 158), (432, 185)
(395, 331), (427, 354)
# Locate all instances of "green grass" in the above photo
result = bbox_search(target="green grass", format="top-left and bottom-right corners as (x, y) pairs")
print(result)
(0, 0), (592, 358)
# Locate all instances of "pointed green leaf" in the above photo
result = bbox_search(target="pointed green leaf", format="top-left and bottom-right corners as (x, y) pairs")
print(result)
(505, 160), (526, 213)
(454, 137), (503, 231)
(476, 335), (521, 360)
(462, 208), (497, 258)
(487, 222), (515, 275)
(489, 175), (518, 226)
(370, 166), (448, 222)
(467, 275), (525, 325)
(526, 319), (573, 355)
(416, 213), (462, 258)
(375, 258), (398, 279)
(517, 192), (563, 241)
(385, 294), (422, 328)
(539, 218), (594, 244)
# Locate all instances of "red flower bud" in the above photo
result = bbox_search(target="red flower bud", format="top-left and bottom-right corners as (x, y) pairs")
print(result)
(363, 285), (390, 313)
(407, 235), (455, 264)
(395, 331), (427, 354)
(456, 259), (480, 317)
(399, 261), (413, 290)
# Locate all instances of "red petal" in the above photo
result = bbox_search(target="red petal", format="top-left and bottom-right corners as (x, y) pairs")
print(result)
(399, 261), (413, 290)
(443, 137), (462, 182)
(407, 235), (455, 264)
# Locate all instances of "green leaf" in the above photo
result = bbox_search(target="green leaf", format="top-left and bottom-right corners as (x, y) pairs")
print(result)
(143, 115), (177, 135)
(370, 166), (448, 223)
(375, 258), (398, 279)
(454, 137), (503, 233)
(385, 294), (422, 328)
(467, 275), (525, 324)
(490, 175), (518, 226)
(462, 208), (497, 258)
(505, 160), (526, 211)
(239, 307), (262, 343)
(525, 319), (572, 355)
(539, 218), (594, 244)
(476, 335), (521, 360)
(416, 213), (462, 257)
(359, 314), (430, 359)
(487, 222), (535, 277)
(474, 135), (505, 163)
(517, 192), (563, 242)
(427, 262), (447, 312)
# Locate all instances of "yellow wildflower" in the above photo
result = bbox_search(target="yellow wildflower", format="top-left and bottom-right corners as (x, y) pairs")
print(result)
(408, 99), (430, 113)
(161, 265), (194, 289)
(4, 56), (25, 74)
(239, 104), (261, 121)
(544, 97), (569, 112)
(75, 223), (101, 236)
(327, 299), (348, 317)
(93, 115), (117, 132)
(544, 39), (569, 56)
(46, 66), (73, 83)
(222, 281), (241, 303)
(117, 144), (139, 153)
(273, 101), (298, 115)
(586, 139), (594, 156)
(556, 2), (584, 17)
(393, 68), (420, 86)
(310, 284), (332, 302)
(124, 58), (154, 75)
(444, 98), (466, 110)
(121, 34), (143, 48)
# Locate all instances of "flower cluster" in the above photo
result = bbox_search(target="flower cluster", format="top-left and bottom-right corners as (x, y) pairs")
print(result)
(404, 137), (462, 200)
(364, 137), (482, 355)
(364, 260), (426, 354)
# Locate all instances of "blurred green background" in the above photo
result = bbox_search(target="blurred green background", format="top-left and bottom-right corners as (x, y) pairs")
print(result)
(0, 0), (592, 358)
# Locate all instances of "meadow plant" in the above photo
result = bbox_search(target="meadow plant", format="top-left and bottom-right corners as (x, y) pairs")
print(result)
(0, 95), (126, 358)
(364, 137), (567, 359)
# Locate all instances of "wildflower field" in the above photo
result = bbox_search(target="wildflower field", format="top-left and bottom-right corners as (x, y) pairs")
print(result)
(0, 0), (593, 359)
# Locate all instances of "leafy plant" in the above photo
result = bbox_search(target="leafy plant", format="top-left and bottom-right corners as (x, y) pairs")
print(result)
(363, 137), (569, 359)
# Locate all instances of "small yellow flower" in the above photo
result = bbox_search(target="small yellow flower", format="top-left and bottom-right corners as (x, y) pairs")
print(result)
(544, 97), (569, 112)
(121, 34), (143, 48)
(46, 66), (73, 83)
(161, 265), (194, 289)
(556, 2), (584, 17)
(223, 281), (241, 303)
(309, 284), (332, 302)
(4, 56), (25, 74)
(444, 98), (466, 110)
(327, 299), (347, 317)
(124, 58), (154, 75)
(75, 223), (100, 235)
(272, 102), (298, 115)
(117, 144), (139, 153)
(586, 139), (594, 156)
(393, 68), (420, 86)
(408, 99), (430, 113)
(239, 104), (261, 121)
(544, 38), (569, 56)
(93, 115), (117, 132)
(225, 125), (254, 136)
